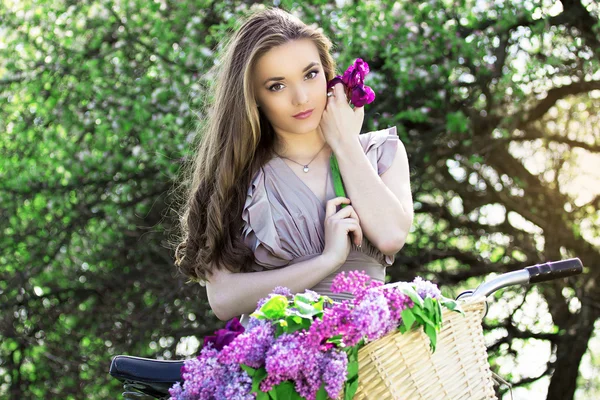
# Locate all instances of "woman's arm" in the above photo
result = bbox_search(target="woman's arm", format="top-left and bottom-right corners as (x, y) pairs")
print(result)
(205, 253), (340, 321)
(333, 137), (413, 256)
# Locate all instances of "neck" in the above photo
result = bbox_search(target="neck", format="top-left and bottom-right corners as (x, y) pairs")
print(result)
(274, 128), (331, 161)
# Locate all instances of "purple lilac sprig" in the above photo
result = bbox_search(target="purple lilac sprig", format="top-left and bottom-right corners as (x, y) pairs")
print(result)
(330, 269), (383, 302)
(381, 286), (414, 324)
(412, 276), (442, 299)
(259, 332), (340, 400)
(217, 320), (275, 368)
(350, 290), (392, 342)
(261, 333), (306, 389)
(168, 343), (254, 400)
(203, 316), (245, 351)
(320, 348), (349, 398)
(327, 58), (375, 107)
(326, 271), (412, 345)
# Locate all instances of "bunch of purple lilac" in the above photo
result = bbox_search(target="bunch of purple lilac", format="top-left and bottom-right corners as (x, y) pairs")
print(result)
(169, 272), (458, 400)
(327, 58), (376, 107)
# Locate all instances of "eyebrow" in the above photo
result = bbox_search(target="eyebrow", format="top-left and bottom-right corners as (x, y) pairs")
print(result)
(263, 62), (321, 85)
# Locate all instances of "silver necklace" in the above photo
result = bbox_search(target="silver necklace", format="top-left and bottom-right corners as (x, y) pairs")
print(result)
(274, 142), (327, 173)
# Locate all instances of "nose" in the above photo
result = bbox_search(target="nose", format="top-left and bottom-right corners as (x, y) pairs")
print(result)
(293, 85), (309, 106)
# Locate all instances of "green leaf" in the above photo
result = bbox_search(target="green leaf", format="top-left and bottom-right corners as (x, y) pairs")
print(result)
(302, 318), (312, 330)
(424, 297), (433, 311)
(275, 323), (285, 337)
(294, 293), (312, 305)
(240, 364), (256, 377)
(255, 367), (268, 382)
(399, 285), (424, 308)
(253, 380), (263, 394)
(247, 366), (268, 394)
(328, 334), (343, 346)
(345, 377), (360, 400)
(282, 316), (307, 334)
(401, 308), (416, 331)
(423, 298), (438, 327)
(411, 305), (434, 326)
(425, 323), (438, 352)
(271, 380), (296, 399)
(293, 300), (320, 318)
(434, 298), (442, 326)
(441, 297), (464, 315)
(316, 383), (328, 400)
(257, 295), (289, 320)
(347, 360), (359, 380)
(256, 391), (269, 400)
(250, 309), (265, 319)
(313, 297), (325, 311)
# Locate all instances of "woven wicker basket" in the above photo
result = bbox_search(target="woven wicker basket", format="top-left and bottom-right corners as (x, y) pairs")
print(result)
(346, 297), (497, 400)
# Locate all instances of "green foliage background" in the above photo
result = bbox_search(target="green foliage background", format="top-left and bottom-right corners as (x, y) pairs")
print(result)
(2, 0), (600, 399)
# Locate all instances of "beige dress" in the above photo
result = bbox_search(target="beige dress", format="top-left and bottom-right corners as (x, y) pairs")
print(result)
(239, 127), (400, 327)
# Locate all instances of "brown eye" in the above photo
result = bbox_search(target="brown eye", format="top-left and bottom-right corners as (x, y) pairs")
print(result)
(268, 70), (319, 92)
(269, 83), (284, 92)
(307, 70), (318, 79)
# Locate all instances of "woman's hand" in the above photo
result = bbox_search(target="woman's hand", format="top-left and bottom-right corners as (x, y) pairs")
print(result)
(318, 82), (365, 152)
(321, 197), (364, 269)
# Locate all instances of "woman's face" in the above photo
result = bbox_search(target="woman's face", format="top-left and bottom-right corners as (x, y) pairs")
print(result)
(252, 39), (328, 137)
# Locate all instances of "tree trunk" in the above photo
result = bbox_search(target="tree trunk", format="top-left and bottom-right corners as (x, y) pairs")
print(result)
(546, 301), (599, 400)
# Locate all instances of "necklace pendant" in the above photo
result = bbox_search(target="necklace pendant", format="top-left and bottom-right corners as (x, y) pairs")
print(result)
(303, 165), (309, 173)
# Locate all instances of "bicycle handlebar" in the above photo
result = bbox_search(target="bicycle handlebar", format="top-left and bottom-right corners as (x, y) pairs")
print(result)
(526, 258), (582, 283)
(469, 257), (583, 299)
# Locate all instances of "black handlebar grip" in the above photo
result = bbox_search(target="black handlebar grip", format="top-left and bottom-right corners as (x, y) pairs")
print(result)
(526, 258), (583, 284)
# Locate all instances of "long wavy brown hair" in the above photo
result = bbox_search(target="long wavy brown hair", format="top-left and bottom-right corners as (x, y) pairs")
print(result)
(172, 6), (338, 284)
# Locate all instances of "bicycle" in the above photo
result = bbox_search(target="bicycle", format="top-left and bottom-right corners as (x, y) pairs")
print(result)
(109, 258), (583, 399)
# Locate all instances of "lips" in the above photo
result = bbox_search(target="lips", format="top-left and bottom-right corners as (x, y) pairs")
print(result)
(293, 109), (314, 118)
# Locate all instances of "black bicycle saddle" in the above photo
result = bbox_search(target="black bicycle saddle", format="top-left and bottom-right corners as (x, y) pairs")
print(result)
(109, 355), (184, 399)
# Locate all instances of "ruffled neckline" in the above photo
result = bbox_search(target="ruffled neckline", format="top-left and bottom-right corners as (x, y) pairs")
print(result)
(271, 155), (334, 210)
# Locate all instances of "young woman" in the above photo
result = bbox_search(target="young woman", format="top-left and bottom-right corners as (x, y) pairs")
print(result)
(174, 7), (413, 327)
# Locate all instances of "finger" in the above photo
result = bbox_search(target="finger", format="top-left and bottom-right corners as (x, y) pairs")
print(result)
(347, 205), (360, 223)
(355, 104), (364, 117)
(326, 94), (334, 107)
(334, 82), (346, 102)
(328, 84), (339, 97)
(354, 104), (365, 125)
(335, 208), (362, 246)
(349, 230), (363, 247)
(330, 204), (359, 222)
(340, 220), (363, 246)
(325, 197), (350, 218)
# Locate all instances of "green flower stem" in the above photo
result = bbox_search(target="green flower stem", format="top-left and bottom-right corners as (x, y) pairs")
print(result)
(330, 153), (348, 208)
